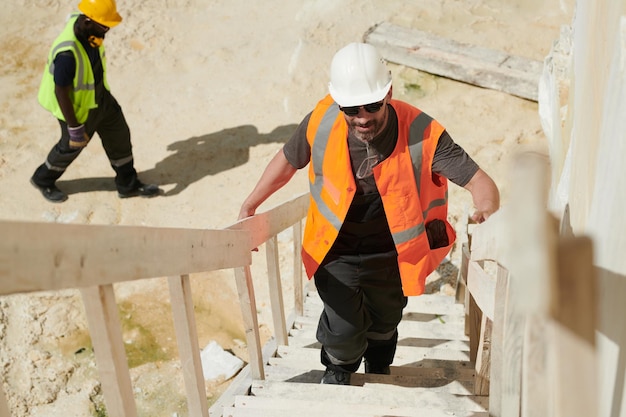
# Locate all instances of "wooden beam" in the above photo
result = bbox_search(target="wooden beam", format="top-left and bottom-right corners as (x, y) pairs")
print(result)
(168, 274), (209, 417)
(228, 193), (309, 250)
(81, 285), (137, 417)
(550, 235), (597, 417)
(488, 266), (510, 417)
(292, 221), (304, 317)
(554, 236), (596, 344)
(266, 235), (288, 346)
(0, 221), (251, 295)
(234, 266), (264, 380)
(467, 260), (496, 320)
(364, 22), (543, 101)
(474, 314), (492, 396)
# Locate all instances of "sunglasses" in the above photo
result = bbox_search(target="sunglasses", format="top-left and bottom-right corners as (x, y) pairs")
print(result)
(339, 100), (385, 116)
(87, 18), (110, 34)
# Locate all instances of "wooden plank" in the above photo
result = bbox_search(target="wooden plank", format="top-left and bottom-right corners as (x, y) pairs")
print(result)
(292, 221), (304, 316)
(404, 293), (467, 316)
(364, 22), (543, 101)
(474, 314), (491, 395)
(467, 260), (496, 320)
(233, 266), (264, 380)
(297, 290), (465, 315)
(250, 380), (489, 411)
(295, 310), (464, 329)
(522, 315), (549, 417)
(499, 153), (552, 417)
(468, 294), (482, 363)
(454, 208), (470, 304)
(499, 279), (525, 417)
(288, 320), (468, 343)
(470, 207), (508, 265)
(0, 221), (250, 295)
(265, 235), (288, 346)
(228, 192), (309, 249)
(81, 285), (137, 417)
(231, 395), (489, 417)
(456, 242), (470, 304)
(551, 236), (597, 417)
(554, 236), (596, 344)
(271, 344), (470, 370)
(549, 320), (597, 417)
(488, 265), (509, 417)
(262, 364), (475, 394)
(168, 274), (209, 417)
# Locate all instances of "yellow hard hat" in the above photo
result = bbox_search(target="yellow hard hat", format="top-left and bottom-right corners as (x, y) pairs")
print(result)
(78, 0), (122, 28)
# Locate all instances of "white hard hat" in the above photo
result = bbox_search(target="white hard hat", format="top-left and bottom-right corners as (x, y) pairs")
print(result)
(328, 42), (392, 107)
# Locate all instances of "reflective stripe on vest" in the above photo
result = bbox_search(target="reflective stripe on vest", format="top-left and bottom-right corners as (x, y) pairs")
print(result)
(47, 41), (95, 93)
(309, 103), (344, 233)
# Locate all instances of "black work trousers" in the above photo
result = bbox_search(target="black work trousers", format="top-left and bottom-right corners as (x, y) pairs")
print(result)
(314, 194), (408, 374)
(32, 91), (138, 191)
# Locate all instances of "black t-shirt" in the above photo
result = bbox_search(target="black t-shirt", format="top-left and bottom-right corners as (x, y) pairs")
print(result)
(282, 103), (480, 195)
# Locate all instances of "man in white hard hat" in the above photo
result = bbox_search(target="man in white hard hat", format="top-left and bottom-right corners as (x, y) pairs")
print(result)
(239, 42), (499, 384)
(31, 0), (159, 202)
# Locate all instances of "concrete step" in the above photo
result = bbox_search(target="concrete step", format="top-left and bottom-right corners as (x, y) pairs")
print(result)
(249, 380), (488, 412)
(288, 318), (468, 344)
(262, 364), (476, 395)
(223, 395), (489, 417)
(273, 344), (470, 368)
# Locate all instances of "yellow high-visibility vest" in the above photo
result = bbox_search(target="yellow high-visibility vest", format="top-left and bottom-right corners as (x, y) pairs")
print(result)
(38, 13), (110, 123)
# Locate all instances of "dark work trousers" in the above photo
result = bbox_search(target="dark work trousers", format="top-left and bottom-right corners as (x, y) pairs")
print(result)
(314, 193), (408, 373)
(32, 91), (139, 192)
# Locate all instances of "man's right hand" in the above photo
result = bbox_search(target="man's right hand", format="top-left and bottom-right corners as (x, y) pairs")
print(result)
(68, 124), (90, 149)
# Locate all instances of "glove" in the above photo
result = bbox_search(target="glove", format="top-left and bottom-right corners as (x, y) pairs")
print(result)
(68, 124), (90, 149)
(425, 219), (449, 249)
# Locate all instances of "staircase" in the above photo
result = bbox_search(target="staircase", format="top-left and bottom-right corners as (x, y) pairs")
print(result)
(220, 289), (489, 417)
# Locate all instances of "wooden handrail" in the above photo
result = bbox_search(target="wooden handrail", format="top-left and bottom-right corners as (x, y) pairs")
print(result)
(0, 221), (251, 294)
(0, 192), (310, 417)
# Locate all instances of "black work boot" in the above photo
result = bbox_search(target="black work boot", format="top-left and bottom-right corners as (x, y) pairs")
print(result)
(364, 330), (397, 375)
(30, 177), (68, 203)
(364, 361), (391, 375)
(117, 179), (160, 198)
(320, 368), (352, 385)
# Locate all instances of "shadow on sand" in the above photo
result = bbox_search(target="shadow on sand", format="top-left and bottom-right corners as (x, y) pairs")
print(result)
(57, 123), (296, 197)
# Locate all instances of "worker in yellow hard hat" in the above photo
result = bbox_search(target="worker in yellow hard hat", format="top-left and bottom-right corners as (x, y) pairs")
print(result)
(31, 0), (160, 202)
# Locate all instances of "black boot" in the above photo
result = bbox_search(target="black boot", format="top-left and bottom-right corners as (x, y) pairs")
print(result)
(319, 347), (358, 385)
(363, 330), (397, 375)
(320, 368), (352, 385)
(117, 178), (160, 198)
(364, 361), (391, 375)
(113, 161), (160, 198)
(31, 164), (67, 203)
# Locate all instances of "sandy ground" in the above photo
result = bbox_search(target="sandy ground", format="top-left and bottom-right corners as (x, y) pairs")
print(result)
(1, 0), (573, 416)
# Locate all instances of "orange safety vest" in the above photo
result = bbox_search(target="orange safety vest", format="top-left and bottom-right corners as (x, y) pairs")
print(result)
(301, 94), (456, 296)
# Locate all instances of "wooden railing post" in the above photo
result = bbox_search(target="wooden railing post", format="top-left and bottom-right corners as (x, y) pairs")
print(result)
(292, 220), (304, 317)
(81, 285), (137, 417)
(234, 266), (264, 380)
(266, 235), (288, 346)
(489, 265), (510, 417)
(168, 274), (209, 417)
